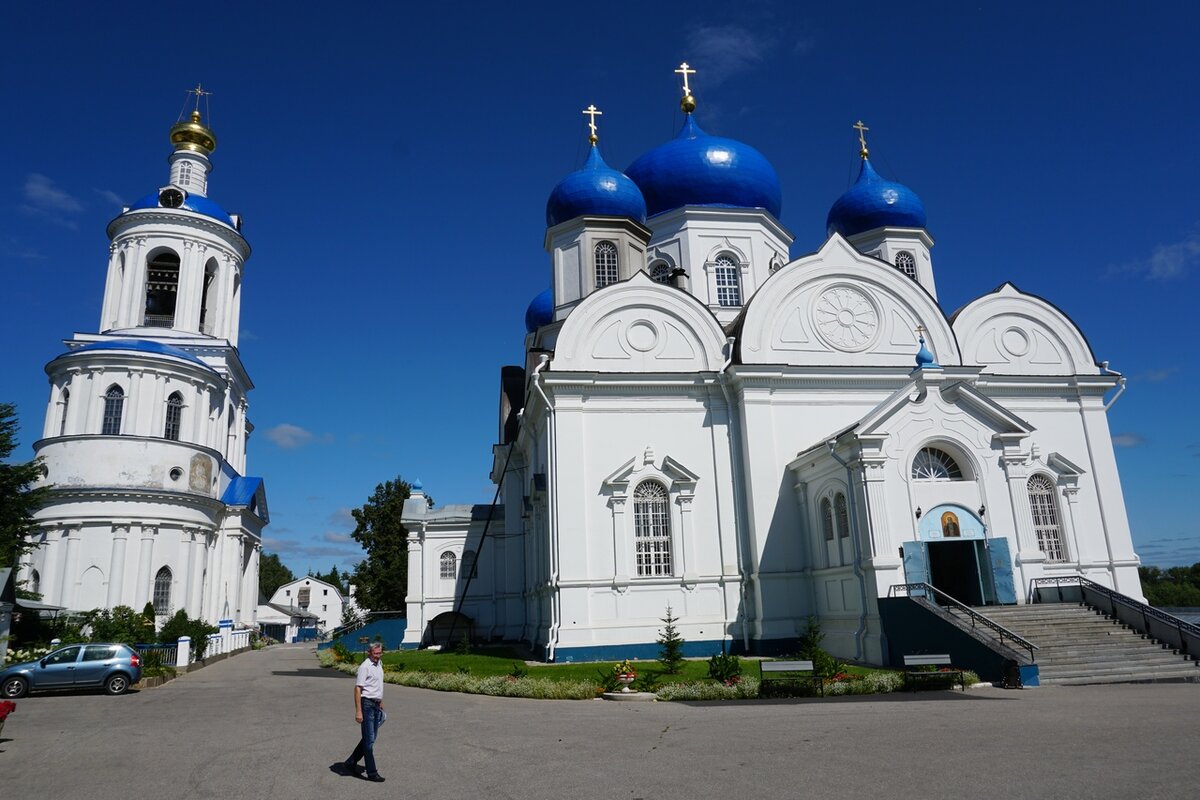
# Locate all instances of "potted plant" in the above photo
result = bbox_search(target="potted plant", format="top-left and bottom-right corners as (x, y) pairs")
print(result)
(613, 659), (637, 693)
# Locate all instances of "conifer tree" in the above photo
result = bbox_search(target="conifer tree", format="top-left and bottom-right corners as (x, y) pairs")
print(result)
(657, 605), (685, 674)
(0, 403), (51, 579)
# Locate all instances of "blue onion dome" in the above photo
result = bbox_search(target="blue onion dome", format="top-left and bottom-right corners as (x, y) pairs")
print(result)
(126, 191), (236, 227)
(827, 157), (926, 238)
(546, 145), (647, 227)
(915, 334), (938, 368)
(525, 287), (554, 333)
(625, 116), (782, 219)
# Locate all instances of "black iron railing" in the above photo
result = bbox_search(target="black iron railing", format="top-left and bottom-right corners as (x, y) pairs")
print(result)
(890, 582), (1039, 662)
(324, 610), (406, 643)
(1030, 576), (1200, 660)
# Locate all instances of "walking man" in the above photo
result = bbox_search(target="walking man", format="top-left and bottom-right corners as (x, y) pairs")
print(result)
(343, 643), (386, 782)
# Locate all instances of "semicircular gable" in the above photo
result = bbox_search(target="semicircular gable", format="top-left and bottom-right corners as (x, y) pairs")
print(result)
(952, 284), (1099, 376)
(740, 235), (959, 367)
(554, 272), (728, 372)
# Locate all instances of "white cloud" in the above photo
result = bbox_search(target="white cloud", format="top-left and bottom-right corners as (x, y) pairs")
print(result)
(21, 173), (83, 229)
(94, 188), (128, 207)
(1112, 233), (1200, 280)
(263, 423), (316, 449)
(1112, 432), (1146, 448)
(1135, 367), (1178, 383)
(685, 25), (774, 86)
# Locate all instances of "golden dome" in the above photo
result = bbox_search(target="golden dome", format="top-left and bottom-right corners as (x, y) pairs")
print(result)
(169, 110), (217, 155)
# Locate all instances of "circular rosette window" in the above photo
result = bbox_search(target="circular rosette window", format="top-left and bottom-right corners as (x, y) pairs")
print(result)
(811, 285), (881, 352)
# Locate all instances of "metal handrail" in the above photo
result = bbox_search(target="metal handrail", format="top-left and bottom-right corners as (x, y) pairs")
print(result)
(1030, 576), (1200, 658)
(324, 610), (406, 643)
(890, 582), (1039, 662)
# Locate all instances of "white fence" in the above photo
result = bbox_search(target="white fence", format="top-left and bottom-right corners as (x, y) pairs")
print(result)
(173, 627), (253, 668)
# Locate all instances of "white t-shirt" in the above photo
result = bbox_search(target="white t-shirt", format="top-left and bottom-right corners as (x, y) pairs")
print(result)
(356, 657), (384, 701)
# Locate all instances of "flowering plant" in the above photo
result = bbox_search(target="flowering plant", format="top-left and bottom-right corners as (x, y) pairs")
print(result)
(613, 659), (636, 677)
(0, 701), (16, 723)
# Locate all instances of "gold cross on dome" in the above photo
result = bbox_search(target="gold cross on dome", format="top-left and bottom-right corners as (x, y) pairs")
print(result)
(915, 324), (927, 339)
(675, 62), (696, 96)
(582, 104), (603, 144)
(853, 120), (870, 158)
(188, 83), (212, 110)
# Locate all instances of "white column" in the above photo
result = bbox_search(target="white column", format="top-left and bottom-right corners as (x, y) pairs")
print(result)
(125, 369), (144, 436)
(135, 524), (156, 609)
(150, 371), (166, 438)
(194, 530), (212, 620)
(214, 255), (232, 339)
(99, 242), (119, 331)
(106, 524), (130, 607)
(120, 237), (147, 327)
(176, 240), (197, 330)
(608, 496), (628, 583)
(63, 369), (85, 435)
(677, 494), (698, 582)
(59, 525), (81, 610)
(42, 382), (59, 439)
(116, 240), (137, 328)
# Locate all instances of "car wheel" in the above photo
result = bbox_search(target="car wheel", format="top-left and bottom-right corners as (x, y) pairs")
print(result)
(2, 676), (28, 698)
(105, 673), (130, 695)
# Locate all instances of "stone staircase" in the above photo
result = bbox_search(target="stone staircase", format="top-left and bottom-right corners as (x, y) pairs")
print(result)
(971, 603), (1200, 686)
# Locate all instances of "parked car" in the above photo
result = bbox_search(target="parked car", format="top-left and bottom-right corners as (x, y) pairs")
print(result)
(1, 643), (142, 698)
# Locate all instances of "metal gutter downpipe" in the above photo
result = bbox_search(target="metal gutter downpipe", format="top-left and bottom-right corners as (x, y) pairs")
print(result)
(1101, 364), (1127, 411)
(827, 439), (868, 662)
(717, 337), (751, 652)
(530, 354), (561, 661)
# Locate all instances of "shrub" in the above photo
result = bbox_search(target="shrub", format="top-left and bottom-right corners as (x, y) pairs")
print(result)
(139, 649), (177, 679)
(797, 616), (846, 678)
(656, 678), (761, 701)
(86, 606), (152, 645)
(707, 652), (742, 684)
(330, 641), (352, 663)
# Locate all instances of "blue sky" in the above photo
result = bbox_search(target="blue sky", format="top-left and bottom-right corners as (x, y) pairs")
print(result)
(2, 1), (1197, 576)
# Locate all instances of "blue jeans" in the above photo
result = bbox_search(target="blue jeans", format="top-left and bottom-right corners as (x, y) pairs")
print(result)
(347, 698), (382, 776)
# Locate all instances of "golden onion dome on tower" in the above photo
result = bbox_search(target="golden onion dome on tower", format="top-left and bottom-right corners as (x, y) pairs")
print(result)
(169, 110), (217, 155)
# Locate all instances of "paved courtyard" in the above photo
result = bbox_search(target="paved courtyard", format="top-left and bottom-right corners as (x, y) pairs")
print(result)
(1, 643), (1197, 799)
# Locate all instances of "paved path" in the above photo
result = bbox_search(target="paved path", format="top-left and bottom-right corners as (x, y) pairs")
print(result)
(2, 644), (1197, 799)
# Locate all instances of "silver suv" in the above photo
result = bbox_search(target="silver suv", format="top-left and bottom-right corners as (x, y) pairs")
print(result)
(1, 643), (143, 697)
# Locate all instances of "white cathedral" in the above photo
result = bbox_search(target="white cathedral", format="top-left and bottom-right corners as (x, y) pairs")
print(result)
(400, 71), (1142, 664)
(17, 106), (266, 629)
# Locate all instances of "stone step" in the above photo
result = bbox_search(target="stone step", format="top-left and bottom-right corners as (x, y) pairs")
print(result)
(1037, 663), (1200, 680)
(1039, 670), (1200, 686)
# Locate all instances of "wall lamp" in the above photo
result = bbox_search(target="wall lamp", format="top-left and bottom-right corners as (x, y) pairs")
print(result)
(914, 507), (922, 520)
(978, 505), (986, 517)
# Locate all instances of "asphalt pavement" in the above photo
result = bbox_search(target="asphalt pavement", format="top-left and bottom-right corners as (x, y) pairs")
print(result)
(1, 643), (1197, 799)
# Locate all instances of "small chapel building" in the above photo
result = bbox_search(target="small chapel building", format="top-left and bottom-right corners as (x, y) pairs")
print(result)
(400, 68), (1142, 665)
(16, 102), (267, 630)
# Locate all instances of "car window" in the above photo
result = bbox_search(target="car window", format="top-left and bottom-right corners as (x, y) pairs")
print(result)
(44, 645), (82, 665)
(82, 645), (119, 662)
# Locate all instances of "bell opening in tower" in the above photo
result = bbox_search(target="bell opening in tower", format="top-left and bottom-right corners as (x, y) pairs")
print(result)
(144, 250), (181, 327)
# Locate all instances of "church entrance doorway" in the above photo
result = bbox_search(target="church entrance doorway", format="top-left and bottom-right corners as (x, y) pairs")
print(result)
(927, 540), (985, 605)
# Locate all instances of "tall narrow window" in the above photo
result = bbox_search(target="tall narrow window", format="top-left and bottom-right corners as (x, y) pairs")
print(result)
(102, 385), (124, 435)
(895, 251), (917, 279)
(59, 388), (70, 435)
(440, 551), (457, 579)
(594, 241), (618, 289)
(714, 255), (742, 306)
(835, 493), (850, 538)
(461, 549), (476, 579)
(29, 569), (40, 596)
(178, 161), (193, 187)
(1028, 475), (1067, 562)
(153, 566), (172, 615)
(820, 498), (834, 541)
(144, 251), (181, 327)
(634, 480), (673, 576)
(649, 261), (673, 284)
(911, 447), (964, 480)
(164, 392), (183, 441)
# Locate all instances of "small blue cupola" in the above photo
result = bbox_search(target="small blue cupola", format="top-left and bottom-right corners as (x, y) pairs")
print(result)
(826, 157), (926, 238)
(525, 287), (554, 333)
(546, 145), (647, 228)
(626, 115), (783, 219)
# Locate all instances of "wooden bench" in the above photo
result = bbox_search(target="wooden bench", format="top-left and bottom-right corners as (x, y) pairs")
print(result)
(902, 654), (966, 691)
(759, 660), (824, 696)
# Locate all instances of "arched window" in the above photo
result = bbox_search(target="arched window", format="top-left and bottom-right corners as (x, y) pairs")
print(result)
(461, 549), (476, 579)
(834, 493), (850, 538)
(59, 388), (70, 435)
(649, 261), (673, 284)
(440, 551), (457, 579)
(714, 254), (741, 306)
(633, 480), (672, 576)
(102, 385), (125, 435)
(153, 566), (172, 615)
(820, 498), (835, 541)
(911, 447), (964, 480)
(178, 161), (193, 187)
(1028, 475), (1067, 562)
(144, 251), (181, 327)
(164, 392), (184, 441)
(199, 260), (218, 335)
(29, 569), (40, 596)
(594, 241), (619, 289)
(895, 251), (917, 280)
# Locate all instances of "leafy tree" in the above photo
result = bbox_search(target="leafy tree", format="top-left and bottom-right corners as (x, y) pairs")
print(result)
(657, 605), (685, 674)
(349, 476), (411, 611)
(259, 551), (295, 599)
(1139, 564), (1200, 607)
(312, 564), (348, 595)
(0, 403), (52, 574)
(159, 610), (218, 659)
(86, 605), (154, 645)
